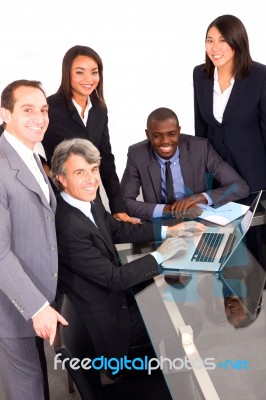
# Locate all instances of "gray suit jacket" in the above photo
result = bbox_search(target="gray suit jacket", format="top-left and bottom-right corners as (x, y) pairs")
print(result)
(121, 135), (249, 221)
(0, 135), (58, 337)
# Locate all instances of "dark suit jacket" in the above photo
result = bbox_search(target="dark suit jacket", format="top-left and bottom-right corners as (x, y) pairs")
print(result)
(120, 135), (249, 221)
(42, 92), (124, 214)
(193, 61), (266, 192)
(56, 195), (161, 358)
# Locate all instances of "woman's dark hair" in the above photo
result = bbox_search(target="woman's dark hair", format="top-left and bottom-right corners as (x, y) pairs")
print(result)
(58, 45), (105, 108)
(205, 14), (253, 79)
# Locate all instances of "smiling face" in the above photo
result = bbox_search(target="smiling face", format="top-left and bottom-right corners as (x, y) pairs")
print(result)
(146, 118), (180, 159)
(205, 26), (235, 71)
(57, 154), (100, 202)
(0, 86), (49, 149)
(70, 55), (100, 102)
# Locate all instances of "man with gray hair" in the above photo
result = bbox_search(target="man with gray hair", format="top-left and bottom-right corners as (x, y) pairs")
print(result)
(51, 138), (205, 358)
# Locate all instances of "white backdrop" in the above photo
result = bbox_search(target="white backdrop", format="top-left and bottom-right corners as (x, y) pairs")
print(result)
(1, 0), (266, 179)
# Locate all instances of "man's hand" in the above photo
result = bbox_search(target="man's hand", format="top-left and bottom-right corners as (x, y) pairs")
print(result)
(157, 237), (187, 262)
(184, 204), (203, 219)
(167, 221), (206, 238)
(113, 212), (141, 224)
(32, 305), (68, 345)
(164, 194), (207, 219)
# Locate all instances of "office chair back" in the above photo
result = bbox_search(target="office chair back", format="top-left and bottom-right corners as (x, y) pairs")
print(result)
(54, 294), (175, 400)
(54, 294), (103, 399)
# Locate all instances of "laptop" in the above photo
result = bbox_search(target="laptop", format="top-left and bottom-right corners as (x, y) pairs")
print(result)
(161, 191), (262, 272)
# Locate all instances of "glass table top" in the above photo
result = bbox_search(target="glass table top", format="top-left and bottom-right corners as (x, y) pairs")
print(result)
(119, 191), (266, 399)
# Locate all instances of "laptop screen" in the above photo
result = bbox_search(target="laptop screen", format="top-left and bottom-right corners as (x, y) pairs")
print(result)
(221, 190), (262, 267)
(240, 191), (262, 234)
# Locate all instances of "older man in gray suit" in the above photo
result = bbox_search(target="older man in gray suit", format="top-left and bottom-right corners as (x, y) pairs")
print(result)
(0, 80), (67, 400)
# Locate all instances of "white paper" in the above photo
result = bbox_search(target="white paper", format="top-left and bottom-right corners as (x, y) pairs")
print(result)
(197, 202), (249, 226)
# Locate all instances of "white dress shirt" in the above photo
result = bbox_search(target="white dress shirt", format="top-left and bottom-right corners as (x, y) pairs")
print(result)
(72, 97), (92, 125)
(213, 67), (235, 123)
(60, 192), (97, 225)
(34, 142), (47, 160)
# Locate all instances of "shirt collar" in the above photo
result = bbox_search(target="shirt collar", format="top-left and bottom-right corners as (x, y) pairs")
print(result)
(4, 130), (35, 161)
(60, 191), (92, 217)
(214, 67), (235, 85)
(154, 147), (180, 166)
(72, 97), (92, 116)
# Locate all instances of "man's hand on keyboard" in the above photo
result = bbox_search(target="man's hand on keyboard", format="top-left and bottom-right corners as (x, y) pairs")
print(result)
(167, 221), (206, 238)
(157, 237), (188, 262)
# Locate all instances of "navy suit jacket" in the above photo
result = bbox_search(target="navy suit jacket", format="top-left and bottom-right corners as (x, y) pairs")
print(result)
(121, 135), (249, 221)
(56, 195), (161, 358)
(193, 61), (266, 191)
(42, 92), (124, 214)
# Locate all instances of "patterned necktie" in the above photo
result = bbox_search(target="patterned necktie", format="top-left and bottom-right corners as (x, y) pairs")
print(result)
(165, 161), (175, 204)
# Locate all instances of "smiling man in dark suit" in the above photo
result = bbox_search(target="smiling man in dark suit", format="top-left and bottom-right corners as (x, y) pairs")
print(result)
(121, 107), (249, 222)
(51, 138), (205, 359)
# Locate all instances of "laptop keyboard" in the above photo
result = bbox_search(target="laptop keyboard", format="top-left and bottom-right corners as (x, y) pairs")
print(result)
(191, 233), (224, 262)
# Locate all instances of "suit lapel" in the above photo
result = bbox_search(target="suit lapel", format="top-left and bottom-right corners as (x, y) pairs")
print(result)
(179, 136), (195, 196)
(70, 100), (99, 143)
(16, 168), (53, 210)
(202, 76), (218, 125)
(49, 185), (57, 213)
(223, 74), (253, 122)
(148, 149), (163, 202)
(91, 201), (119, 257)
(86, 102), (100, 143)
(73, 204), (102, 236)
(63, 198), (107, 242)
(202, 70), (254, 124)
(1, 136), (53, 211)
(60, 197), (118, 261)
(70, 107), (86, 130)
(34, 153), (56, 211)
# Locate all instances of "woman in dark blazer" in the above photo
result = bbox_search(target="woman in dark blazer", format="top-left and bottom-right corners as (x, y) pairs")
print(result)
(42, 45), (135, 222)
(193, 14), (266, 192)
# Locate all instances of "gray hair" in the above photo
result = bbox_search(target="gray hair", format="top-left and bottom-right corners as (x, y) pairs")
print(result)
(51, 138), (101, 191)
